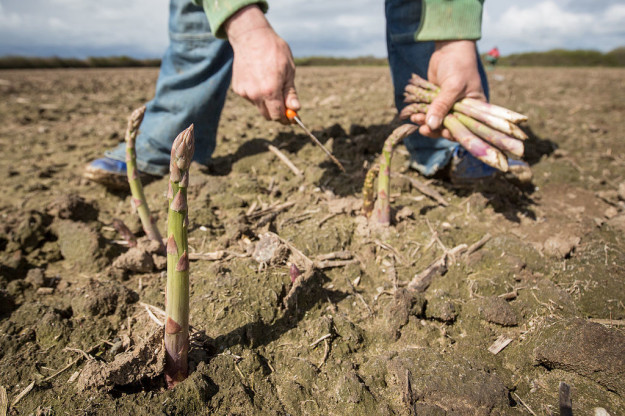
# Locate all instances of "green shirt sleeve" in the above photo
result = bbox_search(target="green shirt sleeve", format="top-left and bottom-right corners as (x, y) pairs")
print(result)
(415, 0), (484, 41)
(192, 0), (269, 39)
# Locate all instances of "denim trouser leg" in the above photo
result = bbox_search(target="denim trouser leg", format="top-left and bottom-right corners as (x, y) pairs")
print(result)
(385, 0), (489, 176)
(106, 0), (233, 176)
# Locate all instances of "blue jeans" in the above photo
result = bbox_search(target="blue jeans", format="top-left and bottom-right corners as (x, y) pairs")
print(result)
(106, 0), (233, 176)
(385, 0), (490, 176)
(108, 0), (489, 177)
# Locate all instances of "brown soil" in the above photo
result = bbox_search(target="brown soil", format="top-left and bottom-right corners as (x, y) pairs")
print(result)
(1, 67), (624, 415)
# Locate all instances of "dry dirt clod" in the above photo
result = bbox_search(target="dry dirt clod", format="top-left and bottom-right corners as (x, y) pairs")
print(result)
(52, 220), (107, 272)
(618, 182), (625, 201)
(252, 232), (288, 265)
(46, 194), (98, 222)
(533, 319), (625, 396)
(76, 328), (165, 391)
(0, 289), (15, 314)
(607, 214), (625, 233)
(112, 247), (155, 273)
(70, 280), (139, 318)
(384, 289), (426, 339)
(425, 296), (458, 323)
(542, 234), (580, 259)
(25, 268), (45, 289)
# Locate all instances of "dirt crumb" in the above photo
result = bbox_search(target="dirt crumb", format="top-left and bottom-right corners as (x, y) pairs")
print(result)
(477, 296), (518, 326)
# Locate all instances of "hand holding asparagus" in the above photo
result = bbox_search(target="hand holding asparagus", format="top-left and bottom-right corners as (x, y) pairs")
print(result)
(401, 73), (528, 172)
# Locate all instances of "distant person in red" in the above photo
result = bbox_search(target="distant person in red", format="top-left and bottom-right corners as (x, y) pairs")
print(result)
(486, 46), (500, 69)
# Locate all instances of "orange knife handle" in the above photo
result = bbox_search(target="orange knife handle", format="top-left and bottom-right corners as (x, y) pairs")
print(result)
(285, 108), (298, 121)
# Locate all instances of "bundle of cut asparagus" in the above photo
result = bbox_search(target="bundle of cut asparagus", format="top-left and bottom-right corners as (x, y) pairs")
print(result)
(400, 74), (528, 172)
(362, 74), (529, 226)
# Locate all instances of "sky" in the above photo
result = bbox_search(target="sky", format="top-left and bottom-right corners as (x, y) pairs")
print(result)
(0, 0), (624, 59)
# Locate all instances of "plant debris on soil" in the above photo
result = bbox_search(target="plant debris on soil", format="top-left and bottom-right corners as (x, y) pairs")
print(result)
(1, 67), (624, 415)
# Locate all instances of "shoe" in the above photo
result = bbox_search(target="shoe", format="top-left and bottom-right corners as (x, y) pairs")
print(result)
(448, 147), (532, 185)
(83, 157), (158, 190)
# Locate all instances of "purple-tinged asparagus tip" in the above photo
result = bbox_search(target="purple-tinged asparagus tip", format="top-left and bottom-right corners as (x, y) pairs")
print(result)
(167, 182), (174, 200)
(170, 162), (181, 183)
(173, 124), (195, 171)
(180, 171), (189, 188)
(167, 235), (178, 255)
(171, 190), (187, 212)
(176, 251), (189, 272)
(165, 317), (182, 335)
(127, 105), (146, 132)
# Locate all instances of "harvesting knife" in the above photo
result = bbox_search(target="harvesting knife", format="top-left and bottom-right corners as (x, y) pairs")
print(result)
(286, 109), (345, 172)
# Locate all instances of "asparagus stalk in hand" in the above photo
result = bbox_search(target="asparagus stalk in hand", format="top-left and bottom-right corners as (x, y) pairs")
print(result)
(408, 74), (528, 123)
(125, 105), (164, 251)
(164, 124), (195, 388)
(405, 83), (528, 140)
(400, 103), (524, 158)
(443, 114), (509, 172)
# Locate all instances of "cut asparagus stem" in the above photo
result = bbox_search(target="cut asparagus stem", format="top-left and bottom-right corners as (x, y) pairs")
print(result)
(164, 124), (195, 388)
(362, 163), (380, 217)
(443, 114), (509, 172)
(125, 105), (164, 251)
(454, 112), (524, 157)
(372, 124), (419, 225)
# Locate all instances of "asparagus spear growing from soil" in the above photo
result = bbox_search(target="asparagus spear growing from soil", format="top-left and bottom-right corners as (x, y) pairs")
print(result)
(125, 105), (164, 251)
(371, 124), (418, 225)
(362, 163), (380, 217)
(164, 124), (195, 388)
